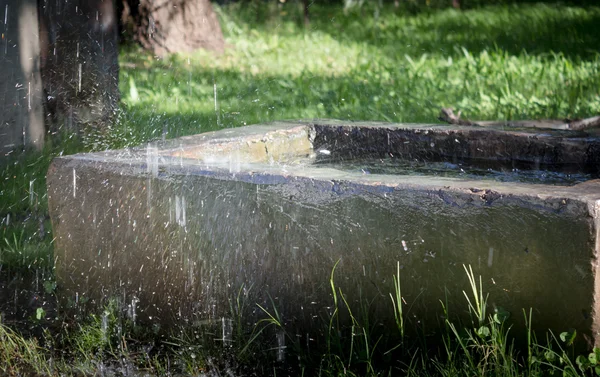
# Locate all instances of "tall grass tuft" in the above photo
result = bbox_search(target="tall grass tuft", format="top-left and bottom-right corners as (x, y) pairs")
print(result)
(0, 322), (51, 375)
(390, 261), (405, 340)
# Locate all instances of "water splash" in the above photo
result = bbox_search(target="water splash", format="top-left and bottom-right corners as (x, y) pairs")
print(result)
(146, 143), (158, 177)
(221, 317), (232, 347)
(214, 79), (220, 127)
(276, 331), (286, 361)
(128, 296), (139, 325)
(29, 179), (35, 206)
(72, 168), (76, 198)
(78, 64), (82, 92)
(162, 122), (168, 141)
(316, 157), (596, 186)
(3, 4), (8, 55)
(187, 57), (191, 96)
(174, 195), (186, 227)
(146, 143), (158, 212)
(101, 310), (109, 343)
(228, 150), (241, 173)
(487, 247), (494, 267)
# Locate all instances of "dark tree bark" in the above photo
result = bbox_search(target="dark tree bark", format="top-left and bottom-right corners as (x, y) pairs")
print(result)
(452, 0), (460, 9)
(121, 0), (224, 56)
(303, 0), (310, 28)
(38, 0), (120, 133)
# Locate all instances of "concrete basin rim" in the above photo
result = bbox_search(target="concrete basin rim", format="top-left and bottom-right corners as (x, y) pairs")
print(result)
(54, 120), (600, 207)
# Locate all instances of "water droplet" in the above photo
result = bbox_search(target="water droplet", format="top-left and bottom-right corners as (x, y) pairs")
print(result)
(29, 179), (35, 206)
(276, 331), (286, 361)
(222, 317), (232, 347)
(72, 169), (77, 198)
(487, 247), (494, 267)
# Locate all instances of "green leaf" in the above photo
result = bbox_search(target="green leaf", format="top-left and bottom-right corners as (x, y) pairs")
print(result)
(595, 365), (600, 376)
(577, 355), (590, 372)
(35, 307), (45, 321)
(560, 329), (577, 346)
(545, 350), (557, 362)
(594, 347), (600, 364)
(477, 325), (490, 338)
(493, 307), (510, 324)
(590, 352), (598, 365)
(43, 280), (56, 294)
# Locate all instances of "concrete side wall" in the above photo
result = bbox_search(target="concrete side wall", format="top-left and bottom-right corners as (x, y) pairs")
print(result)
(47, 157), (598, 344)
(0, 0), (45, 156)
(591, 200), (600, 345)
(313, 124), (600, 168)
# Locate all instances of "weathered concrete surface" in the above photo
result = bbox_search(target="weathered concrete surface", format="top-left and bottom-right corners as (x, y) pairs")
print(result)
(47, 120), (600, 347)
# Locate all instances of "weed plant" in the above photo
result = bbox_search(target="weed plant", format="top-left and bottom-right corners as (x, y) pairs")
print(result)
(0, 263), (596, 376)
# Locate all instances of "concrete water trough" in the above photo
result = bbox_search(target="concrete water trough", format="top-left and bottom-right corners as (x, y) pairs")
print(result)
(47, 120), (600, 346)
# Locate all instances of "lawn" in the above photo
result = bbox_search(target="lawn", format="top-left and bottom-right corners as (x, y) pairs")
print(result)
(113, 2), (600, 150)
(1, 1), (600, 375)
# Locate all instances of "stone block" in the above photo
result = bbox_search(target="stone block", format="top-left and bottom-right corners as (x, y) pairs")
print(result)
(47, 120), (600, 346)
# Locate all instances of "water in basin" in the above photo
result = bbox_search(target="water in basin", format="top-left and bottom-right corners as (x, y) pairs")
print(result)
(313, 156), (597, 185)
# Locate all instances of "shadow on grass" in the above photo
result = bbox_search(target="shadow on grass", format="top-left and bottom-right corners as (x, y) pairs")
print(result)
(224, 3), (600, 60)
(387, 4), (600, 59)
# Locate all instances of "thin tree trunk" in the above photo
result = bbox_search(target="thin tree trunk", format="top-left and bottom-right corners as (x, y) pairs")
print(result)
(303, 0), (310, 28)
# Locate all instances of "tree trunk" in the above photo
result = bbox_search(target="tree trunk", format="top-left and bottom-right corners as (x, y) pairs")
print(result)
(303, 0), (310, 28)
(452, 0), (460, 9)
(0, 0), (45, 155)
(38, 0), (120, 134)
(122, 0), (224, 56)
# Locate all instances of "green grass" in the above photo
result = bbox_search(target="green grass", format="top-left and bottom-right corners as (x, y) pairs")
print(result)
(1, 1), (600, 375)
(0, 322), (53, 376)
(0, 262), (596, 376)
(116, 2), (600, 149)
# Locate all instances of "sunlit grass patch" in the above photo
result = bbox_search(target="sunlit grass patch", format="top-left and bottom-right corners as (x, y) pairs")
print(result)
(119, 49), (600, 140)
(202, 31), (370, 77)
(118, 2), (600, 144)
